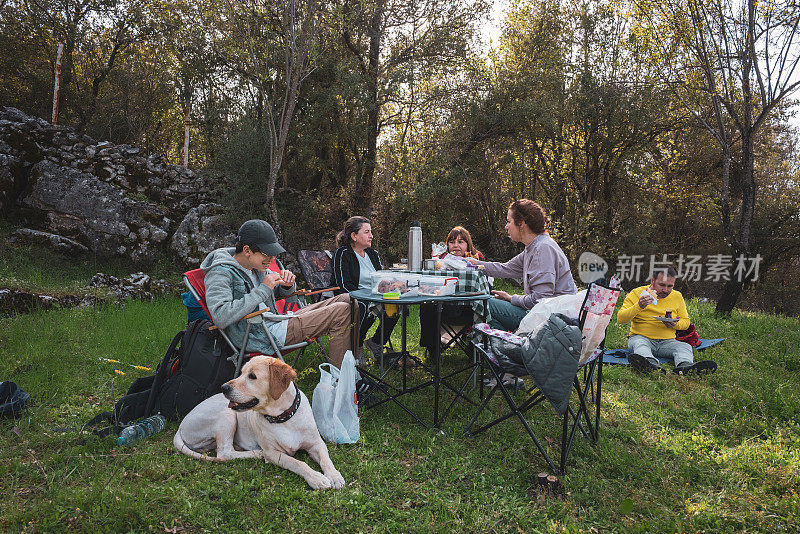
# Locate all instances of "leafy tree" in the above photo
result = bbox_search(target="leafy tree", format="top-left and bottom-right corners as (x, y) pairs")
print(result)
(623, 0), (800, 313)
(209, 0), (321, 240)
(337, 0), (490, 212)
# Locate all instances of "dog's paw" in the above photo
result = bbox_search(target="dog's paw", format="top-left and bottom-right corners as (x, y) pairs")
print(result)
(326, 470), (345, 489)
(305, 470), (333, 490)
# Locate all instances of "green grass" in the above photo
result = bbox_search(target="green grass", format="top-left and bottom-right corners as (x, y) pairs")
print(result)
(0, 220), (181, 296)
(1, 294), (799, 532)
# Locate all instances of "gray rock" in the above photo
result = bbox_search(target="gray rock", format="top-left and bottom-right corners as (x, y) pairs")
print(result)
(0, 106), (223, 263)
(0, 153), (19, 214)
(171, 203), (236, 266)
(1, 107), (30, 123)
(0, 270), (180, 316)
(90, 271), (179, 301)
(11, 228), (90, 255)
(0, 287), (105, 316)
(18, 161), (172, 262)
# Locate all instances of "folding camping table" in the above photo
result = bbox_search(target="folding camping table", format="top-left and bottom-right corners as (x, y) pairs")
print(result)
(348, 289), (492, 428)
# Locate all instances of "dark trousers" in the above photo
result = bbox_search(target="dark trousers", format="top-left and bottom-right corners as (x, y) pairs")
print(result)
(418, 303), (474, 350)
(356, 300), (401, 346)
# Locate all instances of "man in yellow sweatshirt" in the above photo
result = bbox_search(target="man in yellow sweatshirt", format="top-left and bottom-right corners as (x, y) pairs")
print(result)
(617, 266), (716, 375)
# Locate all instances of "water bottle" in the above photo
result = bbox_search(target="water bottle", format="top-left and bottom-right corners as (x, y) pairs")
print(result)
(116, 414), (166, 446)
(408, 221), (422, 271)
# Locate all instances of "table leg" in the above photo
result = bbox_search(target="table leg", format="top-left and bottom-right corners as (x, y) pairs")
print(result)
(434, 301), (442, 428)
(401, 303), (407, 392)
(380, 303), (385, 377)
(350, 298), (360, 361)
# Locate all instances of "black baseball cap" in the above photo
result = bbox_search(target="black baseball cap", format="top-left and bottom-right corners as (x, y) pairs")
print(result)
(236, 220), (285, 256)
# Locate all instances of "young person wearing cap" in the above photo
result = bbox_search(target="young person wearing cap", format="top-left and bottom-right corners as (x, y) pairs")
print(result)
(202, 220), (354, 368)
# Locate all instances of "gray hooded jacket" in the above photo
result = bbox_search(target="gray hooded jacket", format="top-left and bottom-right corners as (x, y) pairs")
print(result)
(200, 247), (297, 353)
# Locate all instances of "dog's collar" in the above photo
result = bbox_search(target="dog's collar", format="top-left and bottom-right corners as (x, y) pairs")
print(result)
(263, 384), (301, 424)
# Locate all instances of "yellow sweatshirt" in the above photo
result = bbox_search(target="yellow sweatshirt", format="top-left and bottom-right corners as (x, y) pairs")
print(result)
(617, 285), (690, 339)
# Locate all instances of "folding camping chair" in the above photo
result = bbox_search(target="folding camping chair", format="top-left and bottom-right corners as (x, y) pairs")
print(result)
(183, 261), (330, 376)
(296, 250), (336, 303)
(464, 280), (621, 475)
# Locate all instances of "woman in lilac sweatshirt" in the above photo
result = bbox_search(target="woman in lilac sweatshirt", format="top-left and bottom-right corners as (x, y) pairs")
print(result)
(466, 199), (577, 331)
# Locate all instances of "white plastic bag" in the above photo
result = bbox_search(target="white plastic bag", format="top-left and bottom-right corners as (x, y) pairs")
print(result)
(516, 290), (587, 336)
(312, 350), (360, 444)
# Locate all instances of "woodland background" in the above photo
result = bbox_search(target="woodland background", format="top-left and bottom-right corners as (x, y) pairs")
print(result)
(1, 0), (799, 315)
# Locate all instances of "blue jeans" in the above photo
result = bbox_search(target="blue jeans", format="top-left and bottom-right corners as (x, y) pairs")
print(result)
(627, 335), (694, 368)
(488, 297), (528, 332)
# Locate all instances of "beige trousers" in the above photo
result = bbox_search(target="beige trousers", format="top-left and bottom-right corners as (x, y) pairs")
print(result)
(284, 293), (354, 368)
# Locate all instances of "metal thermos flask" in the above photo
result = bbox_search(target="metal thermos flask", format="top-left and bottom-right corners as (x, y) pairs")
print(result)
(408, 221), (422, 271)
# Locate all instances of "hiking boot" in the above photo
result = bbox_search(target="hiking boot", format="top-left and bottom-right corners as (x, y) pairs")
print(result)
(629, 353), (665, 374)
(364, 338), (384, 361)
(674, 360), (717, 376)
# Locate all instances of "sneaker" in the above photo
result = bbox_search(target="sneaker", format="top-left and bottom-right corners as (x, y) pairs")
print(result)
(394, 354), (418, 369)
(356, 377), (378, 406)
(502, 374), (525, 389)
(482, 376), (500, 388)
(483, 373), (524, 389)
(364, 338), (384, 360)
(674, 360), (717, 376)
(629, 353), (665, 374)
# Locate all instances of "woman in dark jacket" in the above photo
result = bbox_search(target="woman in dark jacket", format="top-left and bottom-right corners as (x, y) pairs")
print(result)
(333, 216), (400, 360)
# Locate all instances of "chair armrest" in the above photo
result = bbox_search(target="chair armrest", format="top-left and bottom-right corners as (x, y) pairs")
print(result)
(286, 286), (340, 298)
(207, 307), (298, 332)
(249, 311), (295, 323)
(208, 308), (282, 331)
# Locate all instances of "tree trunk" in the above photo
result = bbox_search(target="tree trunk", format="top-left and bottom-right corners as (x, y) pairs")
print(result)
(267, 163), (283, 243)
(716, 276), (743, 315)
(51, 43), (64, 124)
(352, 0), (386, 213)
(58, 37), (76, 122)
(717, 7), (756, 315)
(261, 0), (319, 247)
(716, 133), (755, 315)
(182, 105), (191, 167)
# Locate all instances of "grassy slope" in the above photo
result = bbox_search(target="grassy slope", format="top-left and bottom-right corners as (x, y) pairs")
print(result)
(0, 296), (798, 533)
(0, 220), (180, 296)
(0, 230), (798, 532)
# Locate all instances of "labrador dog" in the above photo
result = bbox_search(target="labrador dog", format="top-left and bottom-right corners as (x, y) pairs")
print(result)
(173, 356), (345, 490)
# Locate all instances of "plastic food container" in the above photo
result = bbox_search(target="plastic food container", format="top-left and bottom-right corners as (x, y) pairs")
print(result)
(417, 276), (458, 296)
(372, 271), (421, 295)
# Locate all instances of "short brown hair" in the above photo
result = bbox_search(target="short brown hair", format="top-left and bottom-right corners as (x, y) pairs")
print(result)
(508, 199), (549, 234)
(445, 226), (482, 259)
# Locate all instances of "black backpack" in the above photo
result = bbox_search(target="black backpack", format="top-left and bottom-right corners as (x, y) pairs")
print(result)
(105, 319), (235, 426)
